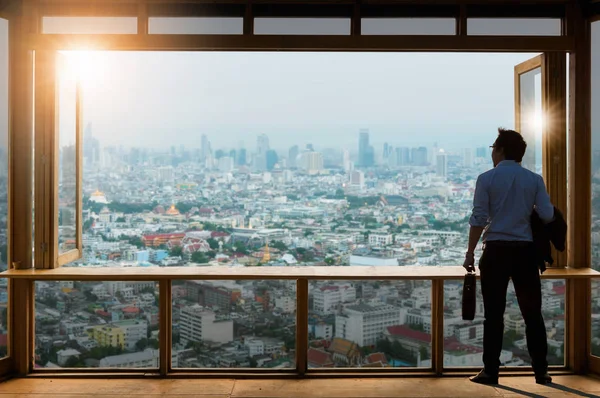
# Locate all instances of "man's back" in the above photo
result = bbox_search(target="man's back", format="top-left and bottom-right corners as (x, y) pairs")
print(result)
(469, 160), (554, 242)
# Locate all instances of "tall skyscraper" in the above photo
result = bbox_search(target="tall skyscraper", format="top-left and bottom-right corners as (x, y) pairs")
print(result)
(288, 145), (299, 168)
(201, 135), (211, 161)
(436, 150), (448, 178)
(342, 149), (352, 172)
(412, 147), (428, 166)
(266, 149), (279, 171)
(463, 148), (474, 168)
(237, 148), (247, 166)
(255, 134), (270, 171)
(397, 147), (410, 166)
(358, 129), (374, 167)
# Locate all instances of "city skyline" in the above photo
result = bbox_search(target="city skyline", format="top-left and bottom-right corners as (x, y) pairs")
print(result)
(56, 51), (558, 151)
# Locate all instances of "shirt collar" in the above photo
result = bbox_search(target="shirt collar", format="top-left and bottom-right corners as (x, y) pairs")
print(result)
(497, 160), (520, 167)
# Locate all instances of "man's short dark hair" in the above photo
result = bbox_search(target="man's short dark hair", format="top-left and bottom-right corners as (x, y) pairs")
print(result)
(494, 128), (527, 162)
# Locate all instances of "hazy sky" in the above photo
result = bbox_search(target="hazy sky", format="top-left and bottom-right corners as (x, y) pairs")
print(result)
(1, 19), (599, 155)
(60, 51), (549, 153)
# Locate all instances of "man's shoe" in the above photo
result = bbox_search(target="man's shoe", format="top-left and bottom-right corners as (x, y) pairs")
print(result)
(535, 373), (552, 385)
(470, 370), (499, 385)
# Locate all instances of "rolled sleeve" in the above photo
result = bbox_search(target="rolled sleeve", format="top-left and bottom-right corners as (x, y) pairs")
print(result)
(469, 175), (490, 228)
(535, 175), (555, 223)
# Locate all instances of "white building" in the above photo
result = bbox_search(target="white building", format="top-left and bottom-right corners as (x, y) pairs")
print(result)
(335, 303), (402, 347)
(56, 349), (81, 366)
(274, 295), (296, 313)
(98, 348), (179, 368)
(313, 284), (356, 315)
(300, 152), (324, 175)
(368, 234), (393, 247)
(436, 150), (448, 178)
(179, 304), (234, 346)
(218, 156), (234, 172)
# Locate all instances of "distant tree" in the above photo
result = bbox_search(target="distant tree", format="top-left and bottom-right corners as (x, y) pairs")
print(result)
(127, 236), (145, 248)
(270, 241), (288, 252)
(116, 216), (126, 223)
(324, 257), (335, 265)
(170, 246), (183, 257)
(65, 356), (83, 368)
(191, 251), (209, 264)
(303, 230), (314, 237)
(335, 188), (345, 198)
(206, 238), (220, 250)
(248, 357), (258, 368)
(233, 241), (249, 255)
(136, 338), (149, 351)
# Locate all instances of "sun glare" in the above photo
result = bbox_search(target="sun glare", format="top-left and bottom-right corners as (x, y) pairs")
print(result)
(59, 51), (106, 88)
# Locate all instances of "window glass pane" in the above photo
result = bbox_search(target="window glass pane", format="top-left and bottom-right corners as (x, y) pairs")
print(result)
(172, 280), (295, 369)
(42, 17), (137, 35)
(149, 17), (243, 35)
(67, 51), (544, 269)
(35, 280), (159, 368)
(519, 67), (543, 175)
(57, 55), (77, 255)
(444, 279), (565, 367)
(468, 19), (561, 36)
(592, 22), (600, 272)
(361, 18), (455, 36)
(254, 18), (350, 35)
(308, 280), (431, 368)
(0, 18), (7, 360)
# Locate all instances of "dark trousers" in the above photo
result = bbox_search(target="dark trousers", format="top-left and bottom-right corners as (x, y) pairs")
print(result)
(479, 241), (548, 376)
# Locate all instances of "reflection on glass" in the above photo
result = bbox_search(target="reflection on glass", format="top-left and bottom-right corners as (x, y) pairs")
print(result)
(34, 281), (159, 368)
(57, 55), (78, 255)
(519, 67), (543, 175)
(42, 17), (137, 35)
(149, 18), (244, 35)
(172, 280), (295, 369)
(444, 279), (565, 367)
(254, 18), (351, 35)
(308, 280), (431, 368)
(591, 280), (600, 357)
(0, 17), (8, 359)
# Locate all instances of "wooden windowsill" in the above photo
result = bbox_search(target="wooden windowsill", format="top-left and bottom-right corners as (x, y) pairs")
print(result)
(1, 266), (598, 281)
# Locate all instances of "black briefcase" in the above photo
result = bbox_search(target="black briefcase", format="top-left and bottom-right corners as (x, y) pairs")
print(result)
(462, 272), (476, 321)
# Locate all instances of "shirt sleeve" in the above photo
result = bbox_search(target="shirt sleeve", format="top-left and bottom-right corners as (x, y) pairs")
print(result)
(469, 175), (490, 228)
(535, 175), (555, 223)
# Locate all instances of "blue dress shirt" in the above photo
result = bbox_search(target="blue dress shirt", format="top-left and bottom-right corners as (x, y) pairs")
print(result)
(469, 160), (554, 242)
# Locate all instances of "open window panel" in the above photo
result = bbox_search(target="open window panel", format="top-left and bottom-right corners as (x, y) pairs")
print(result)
(514, 53), (567, 267)
(34, 51), (83, 269)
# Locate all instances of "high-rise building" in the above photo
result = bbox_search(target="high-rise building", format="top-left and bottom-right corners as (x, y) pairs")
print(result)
(383, 143), (390, 160)
(436, 150), (448, 178)
(301, 152), (324, 175)
(237, 148), (247, 166)
(397, 147), (410, 166)
(266, 149), (279, 171)
(342, 149), (352, 172)
(201, 135), (211, 161)
(288, 145), (299, 168)
(358, 129), (374, 167)
(463, 148), (474, 168)
(412, 147), (428, 166)
(335, 303), (401, 347)
(255, 134), (270, 171)
(350, 170), (365, 188)
(179, 304), (234, 346)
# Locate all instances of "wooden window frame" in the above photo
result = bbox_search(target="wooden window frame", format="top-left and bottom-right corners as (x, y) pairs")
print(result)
(0, 0), (595, 380)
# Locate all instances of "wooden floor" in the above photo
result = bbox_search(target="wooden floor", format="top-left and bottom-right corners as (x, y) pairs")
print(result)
(1, 376), (600, 397)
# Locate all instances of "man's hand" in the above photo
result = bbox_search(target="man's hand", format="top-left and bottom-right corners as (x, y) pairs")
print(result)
(463, 252), (476, 272)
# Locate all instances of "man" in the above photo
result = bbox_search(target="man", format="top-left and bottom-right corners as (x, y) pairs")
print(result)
(464, 128), (554, 385)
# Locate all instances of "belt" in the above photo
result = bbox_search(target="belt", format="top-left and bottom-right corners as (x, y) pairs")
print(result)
(484, 240), (533, 248)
